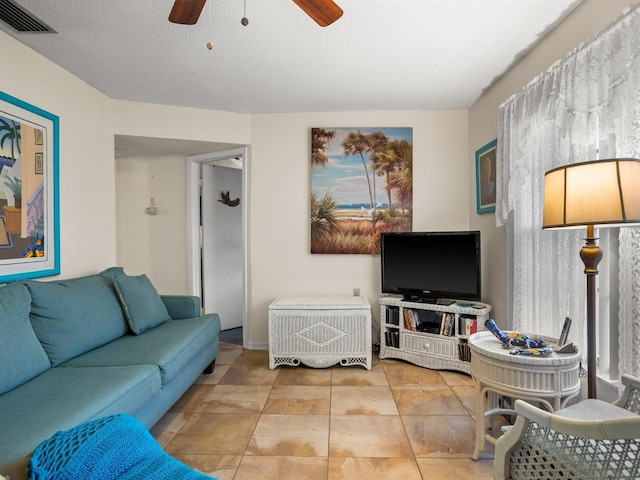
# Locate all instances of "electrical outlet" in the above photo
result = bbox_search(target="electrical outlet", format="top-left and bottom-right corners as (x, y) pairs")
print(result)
(353, 288), (360, 297)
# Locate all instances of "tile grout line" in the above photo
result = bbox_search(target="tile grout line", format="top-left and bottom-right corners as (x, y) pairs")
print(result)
(160, 344), (495, 479)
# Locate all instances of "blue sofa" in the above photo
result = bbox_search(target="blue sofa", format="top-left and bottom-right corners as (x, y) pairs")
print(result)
(0, 268), (221, 466)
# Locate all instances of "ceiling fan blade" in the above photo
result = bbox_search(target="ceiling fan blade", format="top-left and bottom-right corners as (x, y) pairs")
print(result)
(291, 0), (343, 27)
(169, 0), (207, 25)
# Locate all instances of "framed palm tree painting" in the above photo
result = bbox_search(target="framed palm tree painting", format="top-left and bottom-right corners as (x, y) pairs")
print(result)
(0, 91), (59, 282)
(311, 127), (413, 254)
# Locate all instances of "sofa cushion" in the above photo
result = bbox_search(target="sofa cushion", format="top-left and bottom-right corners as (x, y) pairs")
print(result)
(0, 283), (50, 395)
(62, 314), (220, 386)
(24, 275), (129, 366)
(0, 365), (160, 466)
(112, 274), (171, 334)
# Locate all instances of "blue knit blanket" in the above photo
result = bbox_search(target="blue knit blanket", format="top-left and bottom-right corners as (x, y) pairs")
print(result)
(29, 414), (216, 480)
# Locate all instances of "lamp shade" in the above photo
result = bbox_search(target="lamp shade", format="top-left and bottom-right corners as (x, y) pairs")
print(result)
(543, 158), (640, 229)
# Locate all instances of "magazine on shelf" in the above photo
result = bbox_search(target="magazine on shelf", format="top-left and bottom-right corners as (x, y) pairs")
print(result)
(465, 318), (477, 336)
(439, 313), (454, 336)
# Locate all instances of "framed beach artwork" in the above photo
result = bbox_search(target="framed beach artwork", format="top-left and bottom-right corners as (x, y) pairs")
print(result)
(0, 91), (59, 282)
(475, 139), (497, 214)
(310, 127), (413, 254)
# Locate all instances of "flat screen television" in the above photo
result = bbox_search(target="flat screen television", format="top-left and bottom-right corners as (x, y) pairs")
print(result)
(380, 231), (481, 303)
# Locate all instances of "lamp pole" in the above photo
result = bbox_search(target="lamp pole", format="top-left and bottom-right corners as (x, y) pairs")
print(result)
(543, 159), (640, 399)
(580, 224), (602, 399)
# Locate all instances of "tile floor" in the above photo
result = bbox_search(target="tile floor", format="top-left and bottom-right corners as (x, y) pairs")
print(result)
(151, 341), (499, 479)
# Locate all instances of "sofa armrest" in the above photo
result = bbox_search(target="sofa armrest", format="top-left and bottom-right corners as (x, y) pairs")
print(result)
(160, 295), (201, 319)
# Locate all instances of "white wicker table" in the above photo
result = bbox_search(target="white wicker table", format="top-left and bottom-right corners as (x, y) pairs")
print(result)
(268, 296), (372, 370)
(469, 331), (581, 460)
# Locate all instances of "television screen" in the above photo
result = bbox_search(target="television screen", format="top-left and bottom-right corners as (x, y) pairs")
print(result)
(381, 231), (481, 302)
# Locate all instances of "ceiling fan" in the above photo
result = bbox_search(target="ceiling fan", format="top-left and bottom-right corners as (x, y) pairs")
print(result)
(169, 0), (343, 27)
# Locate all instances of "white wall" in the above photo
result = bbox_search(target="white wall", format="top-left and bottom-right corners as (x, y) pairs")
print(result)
(111, 100), (252, 296)
(115, 155), (190, 294)
(111, 100), (251, 145)
(110, 101), (474, 348)
(468, 0), (640, 328)
(248, 111), (469, 347)
(0, 30), (116, 279)
(113, 107), (469, 348)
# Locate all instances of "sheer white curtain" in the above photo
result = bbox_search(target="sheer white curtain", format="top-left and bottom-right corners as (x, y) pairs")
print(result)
(497, 5), (640, 380)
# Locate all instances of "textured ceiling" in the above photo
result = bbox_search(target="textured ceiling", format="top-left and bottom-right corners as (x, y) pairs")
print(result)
(2, 0), (582, 115)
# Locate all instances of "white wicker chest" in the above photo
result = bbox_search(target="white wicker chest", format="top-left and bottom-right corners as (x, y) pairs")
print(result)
(268, 296), (372, 370)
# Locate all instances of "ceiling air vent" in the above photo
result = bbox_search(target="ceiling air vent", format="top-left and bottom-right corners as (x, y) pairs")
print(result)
(0, 0), (55, 33)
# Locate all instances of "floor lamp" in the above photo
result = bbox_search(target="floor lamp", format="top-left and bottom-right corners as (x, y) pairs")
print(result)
(542, 158), (640, 399)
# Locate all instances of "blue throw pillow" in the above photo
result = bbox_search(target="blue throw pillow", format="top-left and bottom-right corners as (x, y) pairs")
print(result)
(0, 283), (51, 394)
(99, 266), (126, 279)
(112, 274), (171, 335)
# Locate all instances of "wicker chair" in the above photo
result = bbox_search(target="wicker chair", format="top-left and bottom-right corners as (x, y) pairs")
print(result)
(493, 374), (640, 480)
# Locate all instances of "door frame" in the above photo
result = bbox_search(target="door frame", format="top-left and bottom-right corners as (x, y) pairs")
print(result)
(186, 147), (249, 346)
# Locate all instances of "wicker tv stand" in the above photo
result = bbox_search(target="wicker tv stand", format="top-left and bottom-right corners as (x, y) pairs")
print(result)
(268, 296), (372, 370)
(379, 296), (492, 374)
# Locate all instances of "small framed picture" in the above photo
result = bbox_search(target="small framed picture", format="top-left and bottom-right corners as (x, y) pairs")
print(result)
(35, 128), (43, 145)
(35, 152), (43, 174)
(475, 139), (497, 214)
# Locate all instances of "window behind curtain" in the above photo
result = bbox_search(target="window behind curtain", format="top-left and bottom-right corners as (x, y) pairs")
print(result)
(497, 6), (640, 389)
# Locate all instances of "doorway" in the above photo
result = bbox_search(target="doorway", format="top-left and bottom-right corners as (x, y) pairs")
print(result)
(187, 147), (248, 346)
